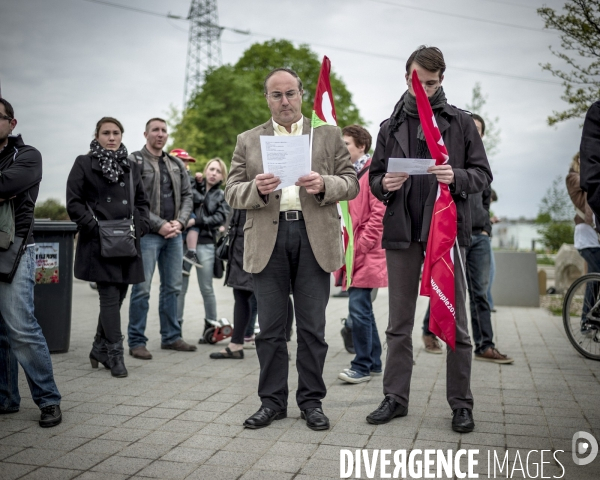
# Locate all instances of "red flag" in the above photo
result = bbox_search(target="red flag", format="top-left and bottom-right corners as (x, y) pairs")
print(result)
(411, 70), (458, 350)
(311, 56), (337, 127)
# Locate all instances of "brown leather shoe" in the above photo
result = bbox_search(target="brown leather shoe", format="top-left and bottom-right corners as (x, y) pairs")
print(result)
(475, 347), (514, 364)
(161, 339), (197, 352)
(422, 335), (443, 354)
(129, 345), (152, 360)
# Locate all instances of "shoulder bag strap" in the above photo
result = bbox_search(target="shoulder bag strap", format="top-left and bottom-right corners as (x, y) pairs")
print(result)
(128, 163), (135, 219)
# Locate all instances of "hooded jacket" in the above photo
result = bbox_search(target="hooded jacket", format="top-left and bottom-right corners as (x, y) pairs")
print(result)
(0, 135), (42, 244)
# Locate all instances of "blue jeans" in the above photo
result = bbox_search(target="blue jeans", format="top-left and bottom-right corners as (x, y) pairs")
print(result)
(466, 234), (494, 354)
(487, 248), (496, 310)
(0, 247), (61, 411)
(578, 248), (600, 323)
(178, 244), (217, 323)
(349, 287), (382, 376)
(128, 233), (183, 348)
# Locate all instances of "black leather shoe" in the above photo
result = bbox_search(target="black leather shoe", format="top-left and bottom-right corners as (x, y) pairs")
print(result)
(452, 408), (475, 433)
(301, 407), (330, 431)
(366, 396), (408, 425)
(39, 405), (62, 428)
(243, 407), (287, 429)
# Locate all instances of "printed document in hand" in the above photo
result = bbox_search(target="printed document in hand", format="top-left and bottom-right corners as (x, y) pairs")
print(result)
(260, 135), (311, 190)
(388, 157), (435, 175)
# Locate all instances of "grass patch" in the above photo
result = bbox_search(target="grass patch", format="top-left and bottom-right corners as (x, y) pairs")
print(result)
(537, 255), (555, 266)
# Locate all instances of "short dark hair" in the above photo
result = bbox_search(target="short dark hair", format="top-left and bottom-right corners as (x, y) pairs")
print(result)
(342, 124), (372, 154)
(263, 68), (303, 94)
(471, 113), (486, 137)
(406, 45), (446, 78)
(145, 117), (167, 132)
(0, 98), (15, 119)
(95, 117), (124, 138)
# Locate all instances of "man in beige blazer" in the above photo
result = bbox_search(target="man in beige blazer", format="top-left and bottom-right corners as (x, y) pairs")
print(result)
(225, 68), (359, 430)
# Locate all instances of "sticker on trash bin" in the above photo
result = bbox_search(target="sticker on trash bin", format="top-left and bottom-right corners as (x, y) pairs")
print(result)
(35, 243), (59, 284)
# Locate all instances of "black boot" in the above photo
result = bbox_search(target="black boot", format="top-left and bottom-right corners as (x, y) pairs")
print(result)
(106, 337), (128, 378)
(89, 335), (109, 369)
(198, 319), (213, 344)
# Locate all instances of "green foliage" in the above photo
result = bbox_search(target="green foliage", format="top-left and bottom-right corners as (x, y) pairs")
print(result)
(536, 175), (575, 251)
(34, 198), (69, 220)
(170, 40), (365, 167)
(538, 1), (600, 125)
(538, 222), (575, 252)
(465, 82), (501, 159)
(537, 175), (575, 222)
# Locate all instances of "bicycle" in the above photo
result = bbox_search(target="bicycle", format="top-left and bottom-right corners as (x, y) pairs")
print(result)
(562, 273), (600, 361)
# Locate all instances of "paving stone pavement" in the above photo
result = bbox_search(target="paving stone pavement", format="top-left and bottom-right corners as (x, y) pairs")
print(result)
(1, 272), (600, 479)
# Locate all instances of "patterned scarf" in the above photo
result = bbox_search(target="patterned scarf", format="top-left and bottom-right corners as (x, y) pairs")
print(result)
(388, 87), (447, 158)
(90, 139), (129, 183)
(354, 153), (370, 173)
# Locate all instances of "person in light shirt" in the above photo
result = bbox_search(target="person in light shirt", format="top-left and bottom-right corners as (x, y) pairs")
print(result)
(225, 67), (358, 431)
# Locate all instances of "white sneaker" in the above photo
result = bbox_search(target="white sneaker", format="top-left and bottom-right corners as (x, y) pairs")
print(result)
(338, 369), (371, 384)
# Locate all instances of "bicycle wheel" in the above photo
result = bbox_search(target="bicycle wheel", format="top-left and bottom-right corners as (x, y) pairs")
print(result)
(562, 273), (600, 361)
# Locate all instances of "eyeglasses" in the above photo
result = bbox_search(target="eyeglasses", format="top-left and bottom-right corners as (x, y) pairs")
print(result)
(0, 114), (13, 122)
(266, 90), (301, 101)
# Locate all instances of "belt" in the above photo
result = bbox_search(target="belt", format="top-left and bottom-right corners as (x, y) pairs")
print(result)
(279, 210), (304, 221)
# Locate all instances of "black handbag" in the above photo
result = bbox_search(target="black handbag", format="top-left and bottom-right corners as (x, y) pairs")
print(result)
(213, 258), (224, 279)
(0, 219), (33, 284)
(215, 229), (230, 261)
(87, 170), (137, 259)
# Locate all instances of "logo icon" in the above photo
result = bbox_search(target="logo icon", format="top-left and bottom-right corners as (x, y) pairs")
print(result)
(572, 431), (598, 466)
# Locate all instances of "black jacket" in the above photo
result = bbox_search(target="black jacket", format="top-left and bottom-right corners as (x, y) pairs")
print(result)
(580, 100), (600, 218)
(66, 154), (150, 284)
(193, 179), (229, 241)
(224, 209), (253, 291)
(369, 103), (492, 248)
(0, 135), (42, 244)
(470, 187), (492, 236)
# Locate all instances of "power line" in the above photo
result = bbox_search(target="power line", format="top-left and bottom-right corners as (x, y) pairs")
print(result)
(365, 0), (550, 33)
(81, 0), (185, 20)
(76, 0), (561, 86)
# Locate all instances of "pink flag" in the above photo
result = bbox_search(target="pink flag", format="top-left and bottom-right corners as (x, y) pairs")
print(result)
(411, 70), (458, 350)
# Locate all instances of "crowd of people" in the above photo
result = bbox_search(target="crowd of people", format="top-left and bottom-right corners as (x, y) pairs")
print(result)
(4, 44), (597, 433)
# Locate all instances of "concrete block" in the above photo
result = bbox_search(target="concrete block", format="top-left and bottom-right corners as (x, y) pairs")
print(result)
(491, 251), (540, 306)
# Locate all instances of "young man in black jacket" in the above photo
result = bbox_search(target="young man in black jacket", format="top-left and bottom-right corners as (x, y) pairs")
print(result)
(0, 98), (62, 427)
(368, 46), (492, 433)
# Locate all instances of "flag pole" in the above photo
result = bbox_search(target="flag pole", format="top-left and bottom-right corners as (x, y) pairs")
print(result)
(309, 125), (314, 170)
(454, 237), (468, 291)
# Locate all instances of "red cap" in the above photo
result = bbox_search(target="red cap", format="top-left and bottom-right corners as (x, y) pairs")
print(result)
(170, 148), (196, 163)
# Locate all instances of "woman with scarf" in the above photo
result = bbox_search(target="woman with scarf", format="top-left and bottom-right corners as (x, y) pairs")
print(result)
(67, 117), (150, 378)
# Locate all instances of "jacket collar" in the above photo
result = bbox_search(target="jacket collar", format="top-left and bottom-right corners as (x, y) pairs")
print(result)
(0, 135), (25, 162)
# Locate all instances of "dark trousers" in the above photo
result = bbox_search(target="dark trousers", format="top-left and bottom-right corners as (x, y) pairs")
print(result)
(252, 219), (330, 411)
(231, 289), (253, 344)
(245, 294), (294, 341)
(349, 287), (382, 376)
(384, 242), (474, 410)
(466, 234), (494, 355)
(96, 282), (128, 344)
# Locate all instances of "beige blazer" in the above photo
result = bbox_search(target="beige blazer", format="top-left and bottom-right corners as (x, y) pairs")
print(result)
(225, 117), (359, 274)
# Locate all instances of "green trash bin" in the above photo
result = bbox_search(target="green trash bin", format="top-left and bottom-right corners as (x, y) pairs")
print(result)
(33, 220), (78, 353)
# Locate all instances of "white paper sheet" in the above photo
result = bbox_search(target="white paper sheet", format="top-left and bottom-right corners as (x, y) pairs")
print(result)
(260, 135), (311, 190)
(387, 157), (436, 175)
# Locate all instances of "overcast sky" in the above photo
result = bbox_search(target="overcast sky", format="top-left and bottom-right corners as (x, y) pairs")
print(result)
(0, 0), (585, 219)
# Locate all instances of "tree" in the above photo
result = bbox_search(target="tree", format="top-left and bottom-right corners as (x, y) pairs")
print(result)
(34, 198), (69, 220)
(465, 82), (501, 158)
(170, 40), (365, 167)
(538, 1), (600, 125)
(536, 176), (575, 251)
